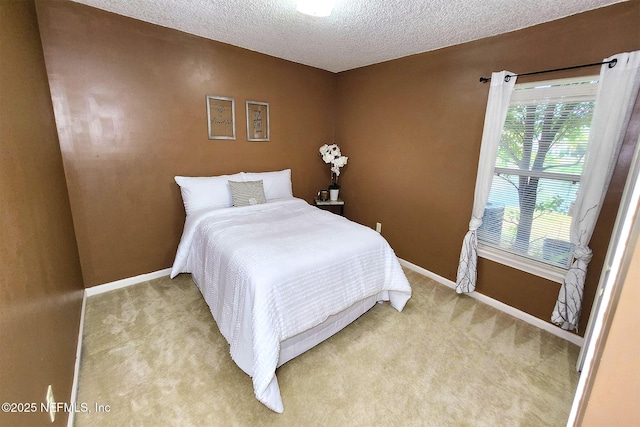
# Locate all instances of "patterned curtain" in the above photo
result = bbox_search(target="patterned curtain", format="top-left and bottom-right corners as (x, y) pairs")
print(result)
(456, 71), (516, 293)
(552, 51), (640, 331)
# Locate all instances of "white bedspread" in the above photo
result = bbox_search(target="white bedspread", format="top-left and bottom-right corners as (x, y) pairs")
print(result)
(171, 198), (412, 412)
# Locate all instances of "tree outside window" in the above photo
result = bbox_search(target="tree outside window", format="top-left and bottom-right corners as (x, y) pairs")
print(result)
(479, 78), (597, 268)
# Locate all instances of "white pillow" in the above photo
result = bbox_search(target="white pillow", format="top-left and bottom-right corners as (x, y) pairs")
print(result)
(241, 169), (293, 201)
(174, 173), (243, 215)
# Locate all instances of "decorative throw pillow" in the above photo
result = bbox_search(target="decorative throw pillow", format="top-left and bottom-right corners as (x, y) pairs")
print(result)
(228, 180), (267, 207)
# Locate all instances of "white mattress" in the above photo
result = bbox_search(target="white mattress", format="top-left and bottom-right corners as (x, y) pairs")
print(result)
(171, 198), (411, 412)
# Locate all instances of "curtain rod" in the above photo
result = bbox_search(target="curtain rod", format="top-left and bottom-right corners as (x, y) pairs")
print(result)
(479, 59), (618, 83)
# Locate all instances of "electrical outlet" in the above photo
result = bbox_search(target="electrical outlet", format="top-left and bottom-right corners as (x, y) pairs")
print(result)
(46, 385), (55, 423)
(376, 222), (382, 233)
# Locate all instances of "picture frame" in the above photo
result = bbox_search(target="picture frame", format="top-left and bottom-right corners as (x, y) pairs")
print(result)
(246, 101), (270, 142)
(206, 96), (235, 140)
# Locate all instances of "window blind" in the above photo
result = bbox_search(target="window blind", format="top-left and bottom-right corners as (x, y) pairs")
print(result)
(478, 77), (598, 269)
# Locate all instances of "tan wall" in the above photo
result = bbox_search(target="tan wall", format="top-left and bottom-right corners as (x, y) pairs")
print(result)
(580, 216), (640, 425)
(0, 2), (85, 426)
(335, 2), (640, 333)
(35, 1), (336, 287)
(578, 85), (640, 427)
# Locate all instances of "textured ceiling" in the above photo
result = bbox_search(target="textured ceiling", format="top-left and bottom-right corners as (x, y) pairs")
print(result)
(70, 0), (626, 73)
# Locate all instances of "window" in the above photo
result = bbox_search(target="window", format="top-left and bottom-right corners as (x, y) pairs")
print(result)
(478, 76), (598, 278)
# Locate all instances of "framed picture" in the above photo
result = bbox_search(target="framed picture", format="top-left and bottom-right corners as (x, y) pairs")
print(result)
(206, 96), (235, 140)
(246, 101), (270, 142)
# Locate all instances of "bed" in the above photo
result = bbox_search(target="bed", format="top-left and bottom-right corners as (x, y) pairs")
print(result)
(170, 169), (412, 412)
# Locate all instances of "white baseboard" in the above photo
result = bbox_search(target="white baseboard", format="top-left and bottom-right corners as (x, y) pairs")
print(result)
(85, 268), (172, 297)
(398, 258), (584, 347)
(67, 290), (86, 427)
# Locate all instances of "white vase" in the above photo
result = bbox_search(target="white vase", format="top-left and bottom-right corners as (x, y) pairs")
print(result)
(329, 188), (339, 201)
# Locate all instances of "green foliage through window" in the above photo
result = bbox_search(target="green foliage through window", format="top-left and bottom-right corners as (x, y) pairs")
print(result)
(480, 77), (598, 269)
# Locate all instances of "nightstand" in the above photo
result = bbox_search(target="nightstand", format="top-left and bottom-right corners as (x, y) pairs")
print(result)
(314, 198), (345, 216)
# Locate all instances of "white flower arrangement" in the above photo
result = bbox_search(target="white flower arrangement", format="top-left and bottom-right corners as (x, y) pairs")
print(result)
(319, 144), (348, 188)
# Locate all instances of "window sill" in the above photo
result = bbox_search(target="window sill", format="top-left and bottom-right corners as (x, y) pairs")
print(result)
(477, 245), (567, 284)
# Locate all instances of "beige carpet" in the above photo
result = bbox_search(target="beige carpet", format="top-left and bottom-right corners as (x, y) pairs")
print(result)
(74, 269), (579, 426)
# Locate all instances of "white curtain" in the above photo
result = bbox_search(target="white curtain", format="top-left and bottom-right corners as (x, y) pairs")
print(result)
(456, 71), (516, 294)
(552, 51), (640, 331)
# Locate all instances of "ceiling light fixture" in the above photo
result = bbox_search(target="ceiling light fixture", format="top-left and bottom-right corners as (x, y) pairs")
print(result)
(296, 0), (336, 17)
